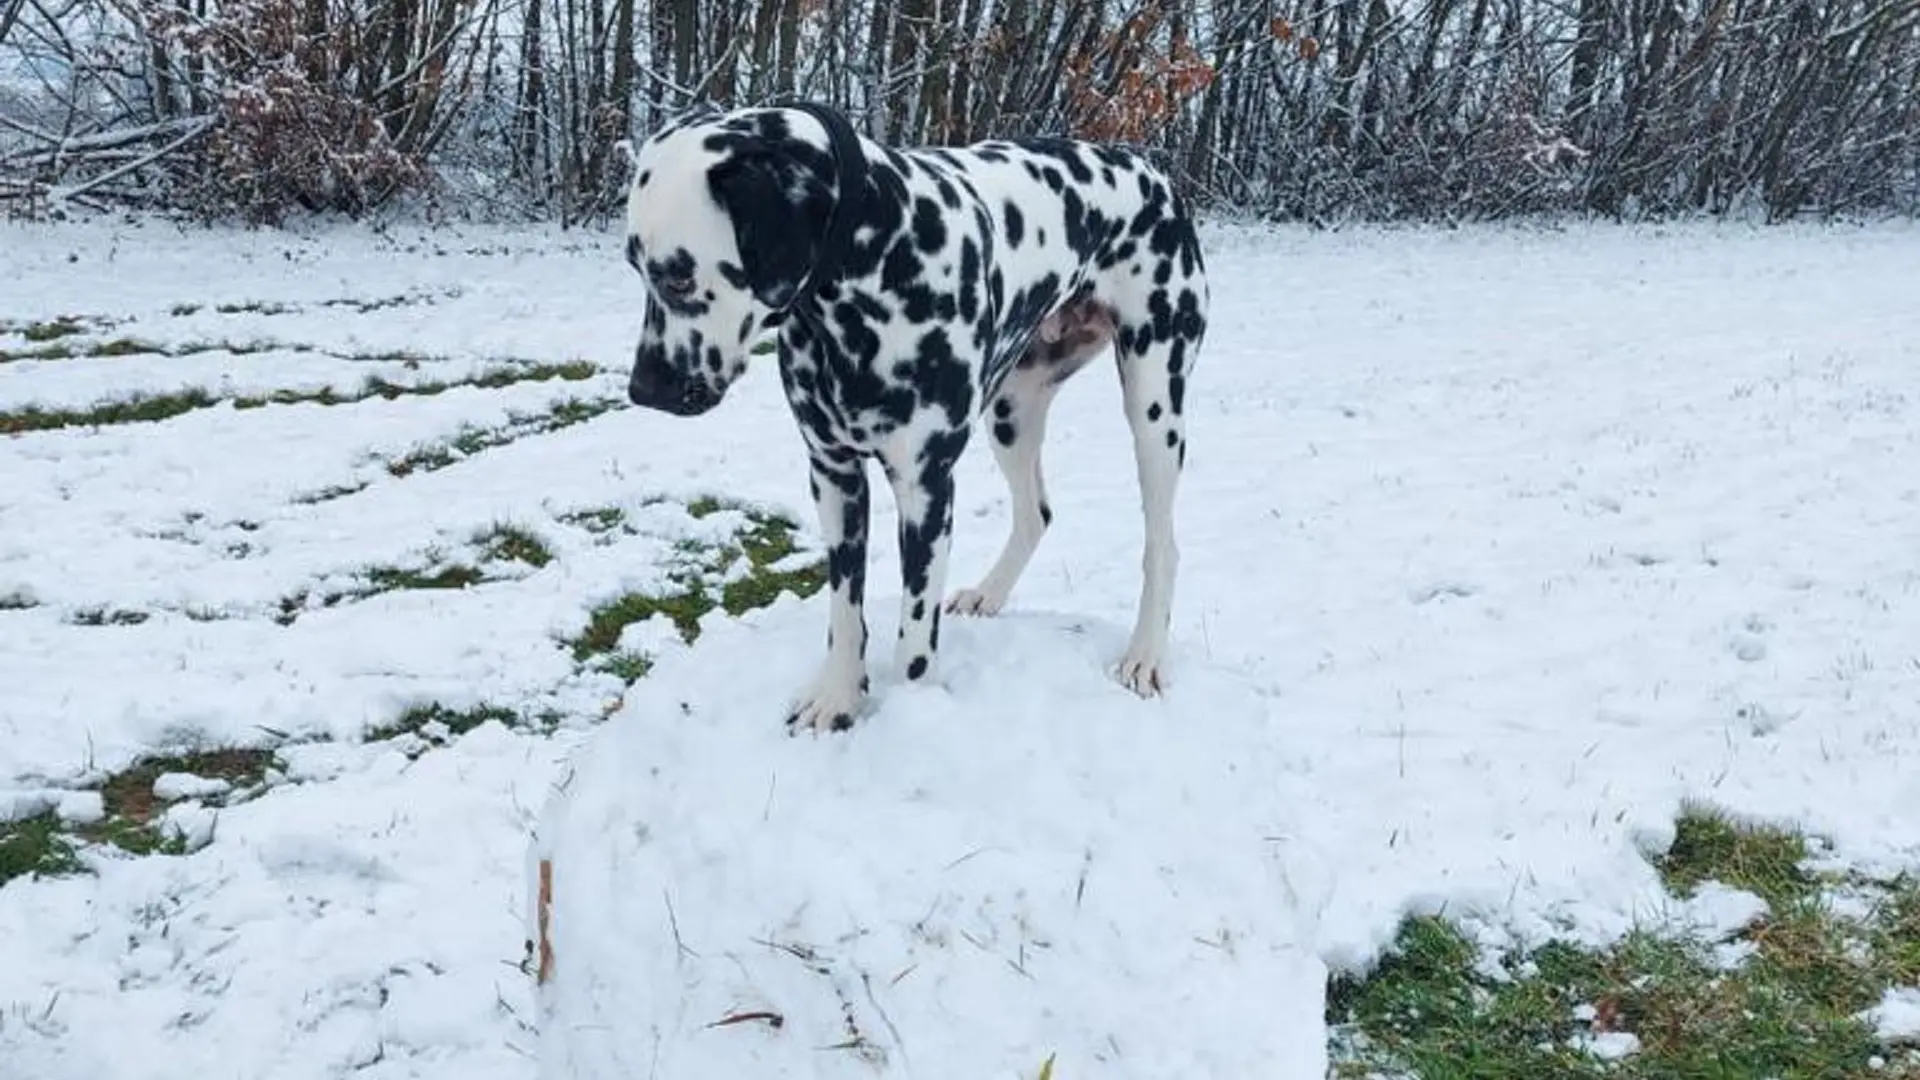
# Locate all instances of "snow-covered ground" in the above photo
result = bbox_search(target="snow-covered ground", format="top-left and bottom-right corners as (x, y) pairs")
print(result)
(2, 214), (1918, 1078)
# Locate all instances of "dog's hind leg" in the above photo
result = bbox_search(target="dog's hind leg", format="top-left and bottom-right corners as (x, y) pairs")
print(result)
(1112, 284), (1205, 697)
(947, 303), (1111, 618)
(945, 367), (1058, 618)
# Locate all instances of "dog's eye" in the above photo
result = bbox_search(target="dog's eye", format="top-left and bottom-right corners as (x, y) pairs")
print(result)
(659, 275), (697, 298)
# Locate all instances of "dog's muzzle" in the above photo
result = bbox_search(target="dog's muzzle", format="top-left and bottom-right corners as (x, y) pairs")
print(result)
(628, 346), (719, 416)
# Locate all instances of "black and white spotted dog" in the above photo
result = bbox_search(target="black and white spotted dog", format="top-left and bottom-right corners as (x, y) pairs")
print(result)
(618, 100), (1207, 732)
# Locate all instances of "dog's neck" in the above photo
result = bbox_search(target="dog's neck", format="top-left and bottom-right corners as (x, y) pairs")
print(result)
(772, 100), (870, 311)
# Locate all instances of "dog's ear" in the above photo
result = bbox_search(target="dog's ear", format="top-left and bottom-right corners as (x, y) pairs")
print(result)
(708, 149), (814, 310)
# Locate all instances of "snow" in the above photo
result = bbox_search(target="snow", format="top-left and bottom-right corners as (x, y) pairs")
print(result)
(1663, 881), (1770, 941)
(1571, 1030), (1643, 1061)
(1864, 987), (1920, 1045)
(1, 213), (1918, 1079)
(532, 599), (1324, 1079)
(151, 773), (232, 801)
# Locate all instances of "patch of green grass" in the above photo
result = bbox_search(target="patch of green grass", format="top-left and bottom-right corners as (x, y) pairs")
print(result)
(686, 495), (728, 518)
(0, 813), (84, 886)
(89, 337), (159, 357)
(366, 701), (522, 742)
(276, 552), (500, 623)
(0, 361), (601, 434)
(476, 523), (554, 568)
(723, 510), (826, 615)
(0, 334), (175, 363)
(93, 748), (277, 823)
(383, 396), (620, 478)
(22, 316), (87, 342)
(291, 481), (371, 505)
(560, 506), (627, 534)
(214, 300), (295, 315)
(385, 445), (458, 476)
(360, 563), (486, 592)
(1871, 878), (1920, 985)
(573, 588), (713, 659)
(78, 815), (190, 857)
(569, 503), (824, 668)
(0, 388), (220, 434)
(0, 748), (278, 883)
(1328, 806), (1920, 1080)
(597, 650), (655, 683)
(1653, 804), (1815, 908)
(1328, 915), (1610, 1080)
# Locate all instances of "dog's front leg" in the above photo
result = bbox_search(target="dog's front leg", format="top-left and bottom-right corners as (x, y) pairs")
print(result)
(787, 453), (871, 733)
(883, 430), (967, 684)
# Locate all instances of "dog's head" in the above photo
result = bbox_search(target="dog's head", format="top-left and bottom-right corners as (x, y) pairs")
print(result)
(619, 104), (852, 416)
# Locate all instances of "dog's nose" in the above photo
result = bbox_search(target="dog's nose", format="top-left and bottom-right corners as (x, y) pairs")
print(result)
(681, 380), (712, 410)
(628, 354), (680, 408)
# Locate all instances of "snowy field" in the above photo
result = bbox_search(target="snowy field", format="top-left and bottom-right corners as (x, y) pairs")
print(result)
(2, 214), (1918, 1078)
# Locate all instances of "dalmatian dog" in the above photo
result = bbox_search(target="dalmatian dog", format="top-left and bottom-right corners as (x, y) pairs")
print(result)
(618, 99), (1207, 732)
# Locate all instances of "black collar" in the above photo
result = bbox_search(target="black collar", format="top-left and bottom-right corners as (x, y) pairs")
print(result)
(772, 99), (869, 310)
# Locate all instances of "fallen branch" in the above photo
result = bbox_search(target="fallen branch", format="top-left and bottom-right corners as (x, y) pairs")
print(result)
(46, 117), (213, 205)
(0, 116), (211, 164)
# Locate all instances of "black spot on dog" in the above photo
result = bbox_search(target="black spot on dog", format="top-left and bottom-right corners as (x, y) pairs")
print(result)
(912, 197), (948, 254)
(907, 655), (928, 680)
(1003, 202), (1025, 248)
(957, 239), (982, 323)
(1147, 401), (1162, 422)
(1039, 502), (1053, 526)
(994, 420), (1017, 446)
(912, 598), (926, 621)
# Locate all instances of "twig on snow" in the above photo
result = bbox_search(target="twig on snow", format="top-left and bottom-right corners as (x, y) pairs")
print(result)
(706, 1009), (785, 1030)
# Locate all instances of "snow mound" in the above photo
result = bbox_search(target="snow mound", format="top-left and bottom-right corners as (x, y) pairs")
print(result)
(528, 594), (1327, 1079)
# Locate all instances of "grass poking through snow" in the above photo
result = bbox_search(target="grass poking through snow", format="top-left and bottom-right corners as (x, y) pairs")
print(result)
(569, 499), (825, 680)
(379, 396), (620, 478)
(0, 748), (279, 886)
(0, 360), (601, 434)
(0, 814), (85, 885)
(475, 523), (555, 568)
(1326, 806), (1920, 1079)
(364, 702), (533, 744)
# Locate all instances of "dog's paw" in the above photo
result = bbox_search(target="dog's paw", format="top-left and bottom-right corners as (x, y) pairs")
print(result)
(1115, 650), (1168, 698)
(785, 669), (869, 734)
(944, 586), (1006, 617)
